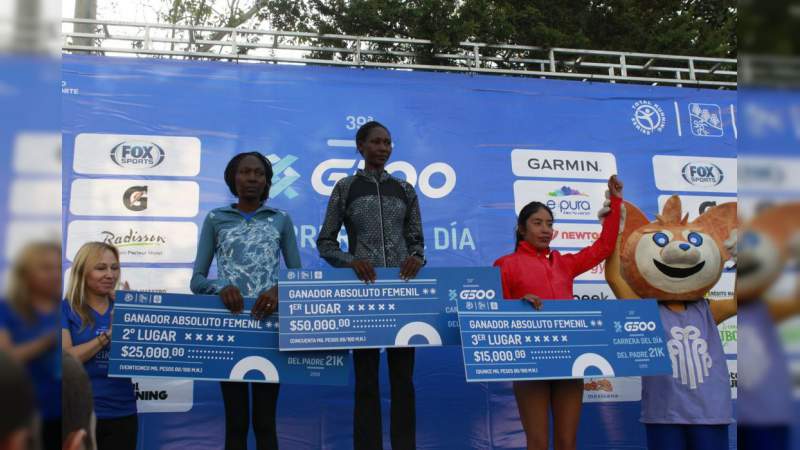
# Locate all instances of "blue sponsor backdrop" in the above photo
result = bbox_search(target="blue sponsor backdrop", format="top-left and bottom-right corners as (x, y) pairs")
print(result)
(62, 54), (736, 449)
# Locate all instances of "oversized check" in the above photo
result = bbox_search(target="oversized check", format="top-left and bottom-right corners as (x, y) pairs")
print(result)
(458, 298), (671, 382)
(108, 291), (350, 384)
(279, 267), (502, 351)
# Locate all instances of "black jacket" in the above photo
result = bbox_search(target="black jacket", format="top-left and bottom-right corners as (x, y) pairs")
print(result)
(317, 169), (424, 268)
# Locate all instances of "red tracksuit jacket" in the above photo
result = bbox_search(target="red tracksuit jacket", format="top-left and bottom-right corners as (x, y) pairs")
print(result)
(494, 195), (621, 300)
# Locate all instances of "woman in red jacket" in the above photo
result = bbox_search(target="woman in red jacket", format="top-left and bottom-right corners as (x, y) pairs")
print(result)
(494, 175), (623, 450)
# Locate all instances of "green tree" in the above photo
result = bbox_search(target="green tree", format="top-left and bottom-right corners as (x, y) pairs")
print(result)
(153, 0), (736, 61)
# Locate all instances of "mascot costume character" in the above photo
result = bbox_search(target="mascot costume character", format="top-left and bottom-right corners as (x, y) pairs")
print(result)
(605, 195), (736, 450)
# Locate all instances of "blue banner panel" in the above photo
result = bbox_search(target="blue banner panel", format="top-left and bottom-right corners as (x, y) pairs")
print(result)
(62, 54), (737, 449)
(109, 291), (350, 385)
(459, 299), (671, 382)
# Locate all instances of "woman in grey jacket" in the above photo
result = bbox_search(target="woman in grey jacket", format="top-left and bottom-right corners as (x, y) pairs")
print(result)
(317, 121), (425, 450)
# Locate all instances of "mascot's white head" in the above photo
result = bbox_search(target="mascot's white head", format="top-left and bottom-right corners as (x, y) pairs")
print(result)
(620, 195), (737, 301)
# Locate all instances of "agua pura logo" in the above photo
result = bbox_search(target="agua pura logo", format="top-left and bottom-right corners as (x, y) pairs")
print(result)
(110, 141), (166, 168)
(548, 186), (590, 197)
(681, 162), (725, 187)
(545, 186), (594, 218)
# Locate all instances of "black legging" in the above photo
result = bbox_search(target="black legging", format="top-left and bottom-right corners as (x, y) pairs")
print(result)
(41, 418), (61, 450)
(353, 347), (415, 450)
(95, 414), (138, 450)
(220, 381), (280, 450)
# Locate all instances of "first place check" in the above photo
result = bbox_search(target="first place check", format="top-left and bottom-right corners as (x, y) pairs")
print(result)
(108, 291), (350, 385)
(279, 267), (501, 351)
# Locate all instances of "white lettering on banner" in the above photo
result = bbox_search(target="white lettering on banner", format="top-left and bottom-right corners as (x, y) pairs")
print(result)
(551, 223), (603, 248)
(511, 149), (617, 180)
(73, 133), (201, 176)
(69, 179), (199, 217)
(4, 220), (61, 262)
(657, 195), (737, 222)
(433, 222), (475, 250)
(652, 155), (737, 193)
(66, 220), (198, 263)
(10, 180), (61, 216)
(311, 159), (456, 199)
(13, 132), (61, 175)
(133, 378), (194, 413)
(513, 180), (608, 221)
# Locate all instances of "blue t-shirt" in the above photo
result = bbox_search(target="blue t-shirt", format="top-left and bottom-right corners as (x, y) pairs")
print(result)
(0, 301), (60, 420)
(61, 300), (137, 419)
(191, 204), (302, 296)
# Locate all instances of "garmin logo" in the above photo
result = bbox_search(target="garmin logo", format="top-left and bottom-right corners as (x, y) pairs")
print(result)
(110, 142), (166, 168)
(528, 158), (600, 173)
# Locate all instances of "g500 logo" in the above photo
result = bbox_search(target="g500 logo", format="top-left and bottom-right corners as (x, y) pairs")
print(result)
(266, 153), (301, 200)
(623, 321), (657, 332)
(459, 289), (497, 300)
(311, 159), (457, 199)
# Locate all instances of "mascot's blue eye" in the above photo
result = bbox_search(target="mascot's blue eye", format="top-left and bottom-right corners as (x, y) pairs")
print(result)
(742, 231), (759, 248)
(687, 232), (703, 246)
(652, 232), (669, 247)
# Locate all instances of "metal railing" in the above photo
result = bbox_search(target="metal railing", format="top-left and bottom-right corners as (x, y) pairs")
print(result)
(61, 18), (737, 89)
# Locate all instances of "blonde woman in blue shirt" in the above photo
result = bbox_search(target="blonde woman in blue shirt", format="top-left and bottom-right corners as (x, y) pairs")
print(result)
(191, 152), (301, 450)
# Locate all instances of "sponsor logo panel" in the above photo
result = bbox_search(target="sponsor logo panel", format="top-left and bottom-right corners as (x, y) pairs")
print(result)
(652, 155), (736, 193)
(4, 220), (62, 262)
(10, 180), (61, 216)
(510, 149), (617, 180)
(13, 132), (61, 174)
(134, 378), (194, 413)
(551, 223), (603, 248)
(572, 283), (616, 300)
(739, 156), (800, 192)
(69, 179), (199, 217)
(73, 134), (201, 176)
(66, 220), (197, 263)
(583, 377), (642, 402)
(513, 180), (608, 221)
